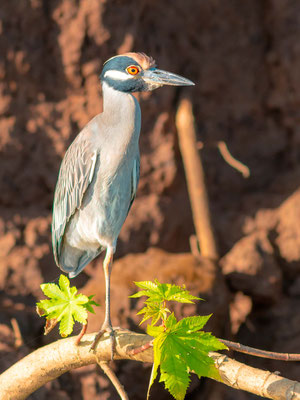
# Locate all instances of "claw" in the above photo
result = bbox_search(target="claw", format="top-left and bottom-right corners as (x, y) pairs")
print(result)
(90, 323), (116, 360)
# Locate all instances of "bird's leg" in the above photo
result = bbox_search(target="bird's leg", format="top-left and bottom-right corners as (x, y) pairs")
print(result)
(90, 246), (115, 358)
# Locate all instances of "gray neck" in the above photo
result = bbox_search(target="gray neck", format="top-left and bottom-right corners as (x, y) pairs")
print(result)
(99, 82), (141, 160)
(102, 82), (141, 127)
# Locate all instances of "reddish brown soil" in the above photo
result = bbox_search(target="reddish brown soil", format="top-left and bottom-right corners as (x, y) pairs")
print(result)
(1, 1), (300, 399)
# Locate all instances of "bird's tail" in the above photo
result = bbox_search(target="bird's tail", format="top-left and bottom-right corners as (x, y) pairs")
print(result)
(58, 244), (103, 278)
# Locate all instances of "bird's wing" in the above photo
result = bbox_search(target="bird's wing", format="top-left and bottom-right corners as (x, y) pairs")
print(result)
(127, 157), (140, 215)
(52, 135), (98, 265)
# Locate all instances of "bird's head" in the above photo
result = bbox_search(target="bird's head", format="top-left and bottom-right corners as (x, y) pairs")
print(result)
(100, 52), (194, 92)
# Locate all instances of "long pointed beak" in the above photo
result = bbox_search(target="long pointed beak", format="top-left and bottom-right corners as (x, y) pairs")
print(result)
(142, 68), (195, 89)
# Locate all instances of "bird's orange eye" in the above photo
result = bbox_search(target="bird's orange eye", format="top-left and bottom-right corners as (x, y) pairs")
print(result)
(126, 65), (140, 75)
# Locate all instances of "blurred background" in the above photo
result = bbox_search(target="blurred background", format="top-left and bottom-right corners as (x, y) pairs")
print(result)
(1, 0), (300, 399)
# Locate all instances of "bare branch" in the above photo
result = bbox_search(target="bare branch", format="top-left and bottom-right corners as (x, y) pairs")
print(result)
(98, 360), (129, 400)
(128, 337), (300, 362)
(176, 96), (218, 260)
(0, 330), (299, 400)
(220, 339), (300, 361)
(0, 330), (152, 400)
(211, 352), (300, 400)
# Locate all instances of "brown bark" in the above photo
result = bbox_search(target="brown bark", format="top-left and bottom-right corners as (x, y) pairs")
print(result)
(0, 330), (299, 400)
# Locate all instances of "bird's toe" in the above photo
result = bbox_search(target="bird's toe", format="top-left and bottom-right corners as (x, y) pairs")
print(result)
(90, 322), (116, 360)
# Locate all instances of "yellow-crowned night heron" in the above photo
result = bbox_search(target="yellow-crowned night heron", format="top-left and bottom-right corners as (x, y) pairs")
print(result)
(52, 52), (194, 353)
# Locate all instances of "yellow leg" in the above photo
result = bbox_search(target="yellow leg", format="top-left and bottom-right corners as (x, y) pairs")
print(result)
(90, 246), (115, 358)
(103, 246), (113, 327)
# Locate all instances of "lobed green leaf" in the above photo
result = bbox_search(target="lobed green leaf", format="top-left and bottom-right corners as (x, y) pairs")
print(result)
(147, 313), (227, 400)
(40, 283), (66, 300)
(37, 275), (99, 337)
(132, 280), (201, 303)
(59, 274), (71, 296)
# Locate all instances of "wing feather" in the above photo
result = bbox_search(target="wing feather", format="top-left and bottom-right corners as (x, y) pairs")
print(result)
(127, 157), (140, 215)
(52, 135), (98, 265)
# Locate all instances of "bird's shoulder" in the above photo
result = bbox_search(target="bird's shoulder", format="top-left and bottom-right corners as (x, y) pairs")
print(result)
(55, 130), (98, 204)
(59, 112), (106, 168)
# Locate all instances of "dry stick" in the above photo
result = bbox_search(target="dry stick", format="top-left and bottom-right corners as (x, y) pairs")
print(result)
(176, 96), (218, 260)
(0, 331), (299, 400)
(98, 361), (129, 400)
(219, 339), (300, 361)
(217, 141), (250, 178)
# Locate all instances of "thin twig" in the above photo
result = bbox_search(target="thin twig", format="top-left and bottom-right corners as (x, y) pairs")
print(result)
(98, 361), (129, 400)
(217, 141), (250, 178)
(127, 339), (154, 355)
(176, 96), (218, 260)
(220, 339), (300, 361)
(75, 323), (88, 346)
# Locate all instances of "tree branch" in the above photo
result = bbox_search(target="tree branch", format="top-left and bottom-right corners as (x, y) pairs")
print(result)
(220, 339), (300, 361)
(98, 360), (129, 400)
(0, 330), (299, 400)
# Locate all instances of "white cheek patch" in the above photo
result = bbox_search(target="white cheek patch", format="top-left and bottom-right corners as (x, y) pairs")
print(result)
(104, 70), (134, 81)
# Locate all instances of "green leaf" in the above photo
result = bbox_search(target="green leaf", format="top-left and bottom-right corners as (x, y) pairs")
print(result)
(74, 294), (90, 304)
(132, 280), (227, 399)
(159, 342), (190, 400)
(147, 325), (165, 400)
(134, 280), (159, 292)
(146, 324), (165, 338)
(59, 274), (72, 296)
(131, 280), (201, 303)
(60, 306), (74, 337)
(147, 339), (160, 399)
(37, 274), (100, 337)
(137, 302), (170, 326)
(83, 295), (100, 313)
(72, 303), (88, 323)
(163, 284), (201, 304)
(40, 283), (67, 300)
(172, 315), (212, 334)
(146, 313), (227, 400)
(132, 280), (201, 326)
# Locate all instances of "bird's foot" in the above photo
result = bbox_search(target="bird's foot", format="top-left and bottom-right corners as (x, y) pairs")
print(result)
(90, 322), (115, 360)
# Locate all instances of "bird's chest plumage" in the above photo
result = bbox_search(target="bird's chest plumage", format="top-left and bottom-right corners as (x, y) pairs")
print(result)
(66, 88), (141, 251)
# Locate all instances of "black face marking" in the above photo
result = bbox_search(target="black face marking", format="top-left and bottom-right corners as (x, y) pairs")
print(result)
(100, 56), (148, 93)
(104, 78), (148, 92)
